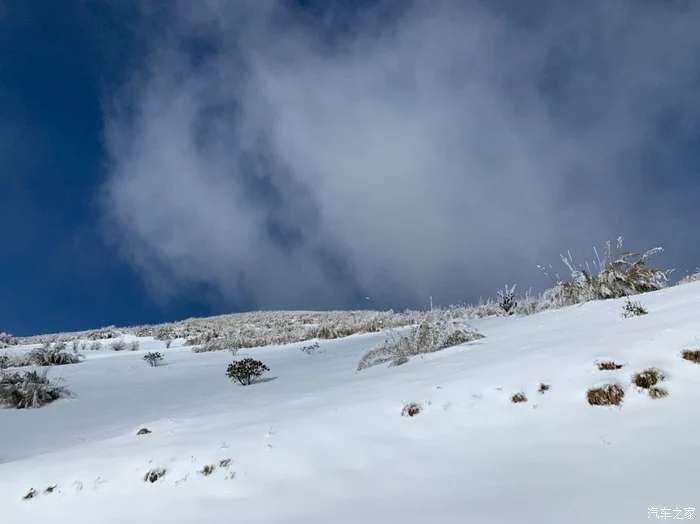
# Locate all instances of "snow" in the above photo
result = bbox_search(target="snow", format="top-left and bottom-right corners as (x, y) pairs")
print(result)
(2, 283), (700, 523)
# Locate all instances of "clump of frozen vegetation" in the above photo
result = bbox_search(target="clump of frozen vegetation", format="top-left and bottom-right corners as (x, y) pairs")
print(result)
(6, 236), (675, 354)
(0, 342), (83, 368)
(357, 312), (485, 371)
(29, 342), (84, 366)
(677, 270), (700, 285)
(109, 339), (127, 351)
(496, 284), (518, 315)
(0, 332), (17, 349)
(142, 352), (164, 367)
(621, 298), (648, 318)
(226, 358), (270, 386)
(0, 368), (71, 409)
(538, 236), (669, 309)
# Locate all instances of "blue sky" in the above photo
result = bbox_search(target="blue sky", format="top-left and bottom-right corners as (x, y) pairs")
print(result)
(2, 0), (700, 336)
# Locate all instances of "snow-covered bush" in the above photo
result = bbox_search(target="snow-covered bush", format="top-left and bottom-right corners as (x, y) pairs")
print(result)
(142, 352), (164, 367)
(127, 340), (140, 351)
(192, 337), (238, 353)
(357, 312), (485, 371)
(85, 326), (121, 340)
(110, 339), (128, 351)
(677, 270), (700, 285)
(28, 343), (83, 366)
(88, 341), (103, 351)
(0, 368), (71, 409)
(539, 236), (670, 308)
(226, 358), (270, 386)
(308, 311), (419, 340)
(496, 284), (518, 315)
(0, 332), (17, 349)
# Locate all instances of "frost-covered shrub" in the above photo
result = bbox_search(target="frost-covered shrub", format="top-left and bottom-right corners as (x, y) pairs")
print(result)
(307, 311), (419, 340)
(110, 339), (128, 351)
(85, 327), (120, 340)
(357, 313), (485, 371)
(0, 332), (17, 349)
(226, 358), (270, 386)
(0, 368), (71, 409)
(153, 327), (175, 341)
(677, 270), (700, 286)
(127, 340), (140, 351)
(28, 344), (83, 366)
(192, 337), (237, 353)
(496, 284), (518, 315)
(0, 354), (9, 370)
(142, 352), (164, 367)
(539, 236), (670, 308)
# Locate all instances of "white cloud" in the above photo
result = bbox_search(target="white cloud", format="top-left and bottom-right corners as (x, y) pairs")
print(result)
(101, 0), (700, 310)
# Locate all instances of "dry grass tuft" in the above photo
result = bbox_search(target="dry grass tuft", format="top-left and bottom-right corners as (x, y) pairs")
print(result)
(597, 360), (624, 371)
(537, 383), (550, 394)
(631, 368), (664, 389)
(401, 402), (422, 417)
(218, 458), (232, 469)
(199, 464), (216, 476)
(587, 383), (625, 406)
(144, 467), (166, 483)
(648, 386), (669, 400)
(22, 488), (37, 500)
(136, 427), (152, 435)
(681, 349), (700, 364)
(511, 392), (528, 403)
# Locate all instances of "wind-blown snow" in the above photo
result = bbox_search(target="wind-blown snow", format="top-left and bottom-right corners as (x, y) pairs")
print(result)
(2, 283), (700, 523)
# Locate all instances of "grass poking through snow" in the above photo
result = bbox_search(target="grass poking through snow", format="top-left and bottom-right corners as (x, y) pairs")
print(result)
(511, 392), (528, 403)
(587, 384), (625, 407)
(648, 386), (669, 400)
(681, 349), (700, 364)
(631, 368), (664, 389)
(401, 402), (422, 417)
(597, 360), (624, 371)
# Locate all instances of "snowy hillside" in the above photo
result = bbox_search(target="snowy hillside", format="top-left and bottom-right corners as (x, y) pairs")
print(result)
(2, 283), (700, 524)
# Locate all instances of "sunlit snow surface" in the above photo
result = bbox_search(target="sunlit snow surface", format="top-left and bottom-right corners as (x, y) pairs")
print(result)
(2, 283), (700, 524)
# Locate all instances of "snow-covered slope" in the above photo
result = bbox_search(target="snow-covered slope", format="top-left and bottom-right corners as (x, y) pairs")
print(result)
(2, 283), (700, 524)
